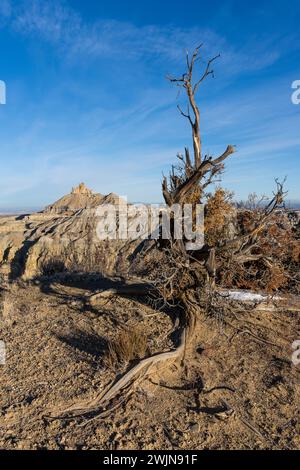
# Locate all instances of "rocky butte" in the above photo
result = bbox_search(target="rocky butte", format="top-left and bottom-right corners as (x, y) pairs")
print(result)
(0, 184), (140, 280)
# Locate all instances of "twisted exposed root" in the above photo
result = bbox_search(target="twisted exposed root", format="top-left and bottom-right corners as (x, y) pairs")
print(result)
(45, 328), (187, 421)
(46, 286), (198, 422)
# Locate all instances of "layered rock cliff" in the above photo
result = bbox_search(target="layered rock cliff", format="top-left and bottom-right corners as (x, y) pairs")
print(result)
(0, 184), (141, 280)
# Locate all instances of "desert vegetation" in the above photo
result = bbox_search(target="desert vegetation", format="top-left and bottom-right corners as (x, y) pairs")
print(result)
(43, 46), (299, 426)
(1, 45), (299, 451)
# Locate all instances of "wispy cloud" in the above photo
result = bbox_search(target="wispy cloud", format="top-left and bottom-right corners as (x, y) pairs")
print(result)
(0, 0), (299, 207)
(12, 0), (81, 43)
(6, 0), (215, 60)
(5, 0), (293, 76)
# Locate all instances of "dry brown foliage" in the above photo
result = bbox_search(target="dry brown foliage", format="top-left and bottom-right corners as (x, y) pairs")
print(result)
(218, 209), (300, 293)
(205, 188), (236, 246)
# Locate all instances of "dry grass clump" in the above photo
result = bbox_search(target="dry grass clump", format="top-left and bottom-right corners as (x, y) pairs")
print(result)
(40, 258), (66, 276)
(104, 326), (148, 369)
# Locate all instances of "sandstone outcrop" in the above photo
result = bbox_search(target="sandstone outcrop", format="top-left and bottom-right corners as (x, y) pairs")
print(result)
(0, 185), (141, 280)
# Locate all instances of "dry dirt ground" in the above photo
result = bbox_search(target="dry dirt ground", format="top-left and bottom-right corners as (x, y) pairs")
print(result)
(0, 274), (299, 450)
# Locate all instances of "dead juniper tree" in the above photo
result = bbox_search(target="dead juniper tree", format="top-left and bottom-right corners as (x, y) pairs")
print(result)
(155, 45), (285, 332)
(50, 45), (286, 421)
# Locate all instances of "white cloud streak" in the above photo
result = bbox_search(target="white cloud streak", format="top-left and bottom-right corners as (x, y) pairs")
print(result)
(5, 0), (293, 75)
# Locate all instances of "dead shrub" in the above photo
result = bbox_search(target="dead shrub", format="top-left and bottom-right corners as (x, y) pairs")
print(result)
(104, 326), (148, 369)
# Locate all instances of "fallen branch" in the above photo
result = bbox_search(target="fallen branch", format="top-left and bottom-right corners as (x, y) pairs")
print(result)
(88, 283), (155, 306)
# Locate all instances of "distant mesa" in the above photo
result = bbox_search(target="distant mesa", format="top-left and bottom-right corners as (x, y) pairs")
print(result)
(0, 183), (134, 280)
(44, 183), (125, 214)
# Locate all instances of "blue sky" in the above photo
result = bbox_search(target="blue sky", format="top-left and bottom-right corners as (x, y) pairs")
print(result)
(0, 0), (299, 209)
